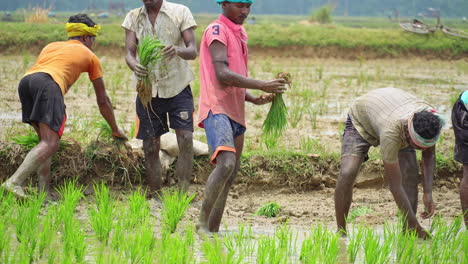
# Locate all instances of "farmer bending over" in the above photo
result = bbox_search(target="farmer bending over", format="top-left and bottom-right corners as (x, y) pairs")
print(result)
(197, 0), (287, 234)
(451, 91), (468, 227)
(335, 87), (444, 239)
(122, 0), (197, 193)
(1, 14), (127, 198)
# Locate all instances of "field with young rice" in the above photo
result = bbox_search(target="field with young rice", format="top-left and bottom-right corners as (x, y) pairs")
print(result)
(0, 49), (467, 262)
(0, 182), (466, 263)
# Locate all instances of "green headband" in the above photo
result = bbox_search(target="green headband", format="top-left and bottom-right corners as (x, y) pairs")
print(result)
(216, 0), (253, 4)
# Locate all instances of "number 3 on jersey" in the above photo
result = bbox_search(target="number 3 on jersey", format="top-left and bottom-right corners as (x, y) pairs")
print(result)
(212, 25), (220, 35)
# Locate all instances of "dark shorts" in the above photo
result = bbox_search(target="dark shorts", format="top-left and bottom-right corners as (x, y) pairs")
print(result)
(452, 97), (468, 164)
(341, 115), (372, 161)
(202, 111), (246, 163)
(136, 85), (194, 140)
(341, 115), (415, 162)
(18, 72), (66, 136)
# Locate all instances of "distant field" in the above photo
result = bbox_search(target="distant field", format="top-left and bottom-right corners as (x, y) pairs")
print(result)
(0, 13), (467, 58)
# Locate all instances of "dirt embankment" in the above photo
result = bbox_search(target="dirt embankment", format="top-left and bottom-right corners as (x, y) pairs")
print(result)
(0, 141), (462, 191)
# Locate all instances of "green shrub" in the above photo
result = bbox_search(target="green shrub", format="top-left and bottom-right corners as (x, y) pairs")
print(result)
(310, 5), (333, 24)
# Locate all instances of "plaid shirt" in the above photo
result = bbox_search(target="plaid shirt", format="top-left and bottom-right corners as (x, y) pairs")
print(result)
(122, 1), (197, 98)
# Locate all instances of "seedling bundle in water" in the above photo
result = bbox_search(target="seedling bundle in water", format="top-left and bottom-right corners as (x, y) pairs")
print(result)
(261, 72), (291, 149)
(256, 202), (281, 218)
(136, 35), (164, 108)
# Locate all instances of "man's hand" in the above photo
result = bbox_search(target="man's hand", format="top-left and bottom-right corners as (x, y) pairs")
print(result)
(112, 128), (128, 141)
(162, 45), (178, 60)
(260, 79), (287, 94)
(134, 63), (148, 78)
(253, 94), (274, 105)
(421, 193), (435, 219)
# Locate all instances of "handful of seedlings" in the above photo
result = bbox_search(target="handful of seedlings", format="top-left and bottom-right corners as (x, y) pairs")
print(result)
(261, 72), (292, 148)
(256, 202), (281, 218)
(136, 35), (164, 108)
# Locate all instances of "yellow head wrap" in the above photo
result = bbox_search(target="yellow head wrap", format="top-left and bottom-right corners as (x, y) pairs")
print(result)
(65, 23), (101, 37)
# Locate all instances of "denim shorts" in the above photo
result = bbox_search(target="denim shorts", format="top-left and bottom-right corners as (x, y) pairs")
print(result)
(202, 111), (246, 163)
(136, 85), (194, 140)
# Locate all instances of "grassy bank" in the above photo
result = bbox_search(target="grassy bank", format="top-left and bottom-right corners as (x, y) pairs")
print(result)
(1, 15), (467, 58)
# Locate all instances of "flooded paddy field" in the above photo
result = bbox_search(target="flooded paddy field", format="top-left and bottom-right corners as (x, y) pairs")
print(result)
(0, 54), (467, 263)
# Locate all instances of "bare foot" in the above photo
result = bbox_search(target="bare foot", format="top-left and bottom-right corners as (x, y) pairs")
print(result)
(1, 182), (28, 199)
(196, 223), (214, 238)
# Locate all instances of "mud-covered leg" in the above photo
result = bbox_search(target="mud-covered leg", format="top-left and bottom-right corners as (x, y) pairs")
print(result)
(143, 137), (163, 194)
(2, 123), (59, 198)
(208, 135), (244, 232)
(197, 151), (236, 234)
(37, 157), (52, 194)
(175, 129), (193, 192)
(335, 155), (364, 235)
(399, 148), (419, 213)
(461, 165), (468, 227)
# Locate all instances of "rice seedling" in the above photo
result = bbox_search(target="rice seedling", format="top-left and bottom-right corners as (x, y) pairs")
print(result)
(124, 188), (150, 229)
(0, 220), (11, 262)
(56, 179), (83, 225)
(157, 225), (196, 264)
(347, 224), (366, 263)
(10, 129), (38, 151)
(63, 217), (87, 263)
(300, 224), (339, 264)
(347, 205), (373, 223)
(428, 215), (464, 263)
(123, 223), (156, 264)
(261, 72), (291, 149)
(89, 182), (114, 244)
(201, 235), (244, 264)
(222, 223), (255, 260)
(362, 227), (392, 264)
(159, 188), (195, 233)
(136, 35), (164, 108)
(255, 202), (280, 218)
(0, 187), (15, 221)
(256, 235), (287, 264)
(38, 205), (57, 259)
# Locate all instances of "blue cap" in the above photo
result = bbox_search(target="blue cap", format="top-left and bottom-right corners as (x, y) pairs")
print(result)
(217, 0), (253, 3)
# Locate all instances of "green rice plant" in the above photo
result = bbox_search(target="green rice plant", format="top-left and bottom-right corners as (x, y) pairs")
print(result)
(395, 230), (421, 264)
(256, 235), (286, 264)
(256, 202), (280, 218)
(124, 188), (150, 229)
(63, 218), (87, 263)
(157, 225), (196, 264)
(223, 224), (254, 259)
(201, 235), (243, 264)
(0, 220), (11, 262)
(0, 186), (15, 221)
(137, 35), (164, 108)
(300, 224), (339, 264)
(89, 182), (114, 244)
(462, 230), (468, 263)
(347, 224), (366, 263)
(347, 205), (373, 223)
(123, 223), (156, 264)
(160, 188), (196, 233)
(428, 215), (464, 263)
(11, 129), (38, 151)
(96, 120), (112, 140)
(38, 205), (57, 259)
(261, 72), (290, 149)
(56, 179), (83, 226)
(362, 228), (392, 264)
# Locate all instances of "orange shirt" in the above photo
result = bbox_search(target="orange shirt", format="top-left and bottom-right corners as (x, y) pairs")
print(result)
(25, 40), (103, 95)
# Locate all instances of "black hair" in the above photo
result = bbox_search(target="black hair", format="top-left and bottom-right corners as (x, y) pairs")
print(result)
(68, 14), (96, 27)
(413, 111), (441, 139)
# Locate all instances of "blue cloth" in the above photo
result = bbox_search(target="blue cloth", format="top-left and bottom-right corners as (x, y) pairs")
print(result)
(202, 111), (246, 161)
(216, 0), (253, 4)
(461, 90), (468, 105)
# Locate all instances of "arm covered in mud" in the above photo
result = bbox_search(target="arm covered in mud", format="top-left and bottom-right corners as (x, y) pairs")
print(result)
(383, 161), (429, 239)
(421, 146), (436, 219)
(209, 40), (286, 94)
(92, 77), (128, 140)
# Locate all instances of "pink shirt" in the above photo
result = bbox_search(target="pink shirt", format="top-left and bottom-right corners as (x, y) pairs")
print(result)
(198, 14), (249, 128)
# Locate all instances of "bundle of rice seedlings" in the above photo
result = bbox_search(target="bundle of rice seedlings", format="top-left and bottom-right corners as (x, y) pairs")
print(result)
(136, 35), (164, 108)
(261, 72), (292, 149)
(256, 202), (281, 218)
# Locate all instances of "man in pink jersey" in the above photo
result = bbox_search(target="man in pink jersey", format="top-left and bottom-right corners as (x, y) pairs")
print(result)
(197, 0), (287, 234)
